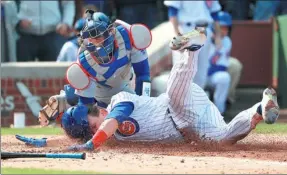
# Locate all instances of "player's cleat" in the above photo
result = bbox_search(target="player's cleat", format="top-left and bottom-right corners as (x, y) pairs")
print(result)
(261, 87), (280, 124)
(169, 27), (207, 52)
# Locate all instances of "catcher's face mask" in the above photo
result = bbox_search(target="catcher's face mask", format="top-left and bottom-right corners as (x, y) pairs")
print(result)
(38, 97), (60, 126)
(80, 12), (115, 64)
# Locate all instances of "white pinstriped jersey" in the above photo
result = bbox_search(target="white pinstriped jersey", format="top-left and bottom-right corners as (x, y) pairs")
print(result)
(107, 92), (183, 142)
(107, 49), (257, 142)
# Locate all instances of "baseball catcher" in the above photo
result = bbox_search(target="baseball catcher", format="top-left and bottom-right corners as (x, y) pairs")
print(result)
(37, 10), (152, 127)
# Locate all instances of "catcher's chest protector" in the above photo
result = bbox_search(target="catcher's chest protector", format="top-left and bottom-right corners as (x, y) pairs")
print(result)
(66, 25), (134, 90)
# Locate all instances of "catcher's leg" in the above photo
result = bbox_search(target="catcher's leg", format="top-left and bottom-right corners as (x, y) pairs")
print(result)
(221, 87), (280, 145)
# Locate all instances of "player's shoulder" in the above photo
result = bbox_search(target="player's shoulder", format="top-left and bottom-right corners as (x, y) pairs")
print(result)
(115, 19), (152, 50)
(112, 91), (136, 101)
(109, 91), (137, 109)
(62, 41), (78, 50)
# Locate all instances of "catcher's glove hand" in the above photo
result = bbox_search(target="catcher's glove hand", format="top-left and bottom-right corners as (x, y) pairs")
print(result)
(38, 91), (68, 126)
(15, 135), (47, 147)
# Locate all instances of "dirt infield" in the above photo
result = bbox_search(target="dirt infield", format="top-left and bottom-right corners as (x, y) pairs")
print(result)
(2, 133), (287, 174)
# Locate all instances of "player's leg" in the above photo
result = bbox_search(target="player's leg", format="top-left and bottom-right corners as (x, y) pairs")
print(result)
(227, 57), (243, 104)
(210, 71), (231, 114)
(221, 87), (280, 144)
(166, 28), (207, 114)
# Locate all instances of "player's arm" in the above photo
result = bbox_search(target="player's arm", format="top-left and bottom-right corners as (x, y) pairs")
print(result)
(57, 42), (78, 62)
(130, 48), (151, 96)
(215, 37), (232, 57)
(114, 19), (152, 96)
(68, 102), (134, 151)
(15, 134), (81, 148)
(209, 1), (222, 49)
(164, 1), (181, 35)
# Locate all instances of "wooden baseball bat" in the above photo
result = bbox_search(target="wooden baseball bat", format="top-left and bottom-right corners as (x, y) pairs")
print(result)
(1, 152), (86, 160)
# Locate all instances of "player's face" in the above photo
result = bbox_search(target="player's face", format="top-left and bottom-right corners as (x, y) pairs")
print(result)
(88, 108), (108, 133)
(220, 26), (229, 36)
(88, 37), (105, 47)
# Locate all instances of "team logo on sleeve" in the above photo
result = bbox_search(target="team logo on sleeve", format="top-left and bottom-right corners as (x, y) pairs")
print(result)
(116, 117), (139, 137)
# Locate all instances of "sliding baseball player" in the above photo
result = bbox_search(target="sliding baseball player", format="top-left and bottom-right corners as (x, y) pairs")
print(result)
(16, 28), (280, 150)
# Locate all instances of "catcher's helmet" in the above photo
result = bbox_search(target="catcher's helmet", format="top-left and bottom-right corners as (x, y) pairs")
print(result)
(74, 18), (86, 32)
(80, 10), (115, 64)
(61, 104), (93, 142)
(218, 11), (232, 27)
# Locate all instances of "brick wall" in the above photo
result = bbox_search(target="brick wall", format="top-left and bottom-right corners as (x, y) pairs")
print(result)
(1, 78), (68, 127)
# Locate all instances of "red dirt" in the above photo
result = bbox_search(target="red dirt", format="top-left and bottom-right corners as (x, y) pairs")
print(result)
(2, 133), (287, 174)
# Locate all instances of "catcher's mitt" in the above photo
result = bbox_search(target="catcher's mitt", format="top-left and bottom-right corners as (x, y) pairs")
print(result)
(38, 91), (69, 126)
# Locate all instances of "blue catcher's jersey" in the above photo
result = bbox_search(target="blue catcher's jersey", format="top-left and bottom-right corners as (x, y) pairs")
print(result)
(78, 25), (134, 89)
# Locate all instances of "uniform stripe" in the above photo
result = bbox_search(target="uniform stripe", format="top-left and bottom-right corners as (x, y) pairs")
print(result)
(103, 56), (130, 79)
(116, 25), (132, 50)
(166, 50), (199, 126)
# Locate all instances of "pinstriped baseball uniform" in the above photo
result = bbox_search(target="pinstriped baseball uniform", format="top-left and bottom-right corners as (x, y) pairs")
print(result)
(107, 49), (259, 142)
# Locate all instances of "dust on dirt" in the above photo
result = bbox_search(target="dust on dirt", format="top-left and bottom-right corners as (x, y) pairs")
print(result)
(2, 133), (287, 174)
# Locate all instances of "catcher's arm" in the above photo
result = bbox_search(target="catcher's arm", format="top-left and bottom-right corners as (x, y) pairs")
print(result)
(168, 6), (181, 35)
(213, 21), (222, 50)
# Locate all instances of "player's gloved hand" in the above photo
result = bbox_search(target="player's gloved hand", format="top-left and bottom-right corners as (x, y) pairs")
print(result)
(15, 135), (47, 147)
(68, 140), (94, 152)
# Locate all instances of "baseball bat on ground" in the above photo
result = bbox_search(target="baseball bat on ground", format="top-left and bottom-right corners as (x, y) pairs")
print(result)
(1, 152), (86, 160)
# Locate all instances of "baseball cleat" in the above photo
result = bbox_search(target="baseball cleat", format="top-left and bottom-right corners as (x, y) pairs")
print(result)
(169, 27), (207, 51)
(261, 87), (280, 124)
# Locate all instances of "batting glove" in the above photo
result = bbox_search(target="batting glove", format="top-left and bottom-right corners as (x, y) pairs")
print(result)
(15, 135), (47, 147)
(68, 140), (94, 152)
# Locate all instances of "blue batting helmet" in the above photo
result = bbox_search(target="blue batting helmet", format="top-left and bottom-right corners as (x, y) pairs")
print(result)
(61, 104), (93, 141)
(218, 11), (232, 27)
(80, 10), (115, 64)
